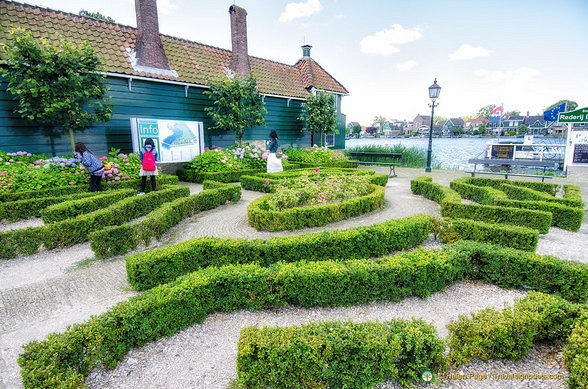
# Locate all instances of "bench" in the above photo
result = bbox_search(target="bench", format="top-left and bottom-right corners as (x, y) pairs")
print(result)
(467, 158), (558, 182)
(347, 152), (402, 177)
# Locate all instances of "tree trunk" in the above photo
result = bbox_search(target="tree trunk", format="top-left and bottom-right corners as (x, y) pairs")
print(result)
(68, 128), (75, 153)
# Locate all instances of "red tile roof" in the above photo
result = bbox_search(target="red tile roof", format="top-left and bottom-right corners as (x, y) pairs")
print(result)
(0, 0), (348, 99)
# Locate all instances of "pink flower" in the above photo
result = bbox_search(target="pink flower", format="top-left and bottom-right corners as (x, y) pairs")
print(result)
(205, 147), (210, 151)
(320, 196), (325, 199)
(299, 191), (303, 195)
(264, 180), (269, 185)
(236, 165), (241, 169)
(114, 164), (120, 168)
(114, 177), (120, 181)
(123, 176), (130, 179)
(99, 156), (107, 160)
(107, 173), (113, 177)
(315, 168), (319, 172)
(68, 182), (74, 185)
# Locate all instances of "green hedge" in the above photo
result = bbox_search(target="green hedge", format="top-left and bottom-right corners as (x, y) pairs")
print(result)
(450, 177), (583, 231)
(40, 189), (136, 224)
(236, 319), (446, 389)
(0, 175), (178, 202)
(88, 182), (241, 258)
(501, 183), (582, 208)
(442, 201), (551, 234)
(248, 184), (386, 231)
(564, 184), (583, 207)
(565, 310), (588, 389)
(0, 191), (101, 222)
(460, 177), (559, 196)
(447, 292), (585, 366)
(126, 214), (434, 290)
(18, 240), (588, 386)
(410, 176), (462, 205)
(443, 240), (588, 303)
(449, 218), (538, 251)
(0, 186), (189, 259)
(177, 168), (260, 183)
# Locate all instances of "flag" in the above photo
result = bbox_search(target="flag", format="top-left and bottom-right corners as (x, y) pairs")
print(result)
(490, 106), (502, 122)
(544, 102), (567, 122)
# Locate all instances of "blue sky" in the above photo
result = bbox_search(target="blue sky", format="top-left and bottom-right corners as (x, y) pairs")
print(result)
(19, 0), (588, 125)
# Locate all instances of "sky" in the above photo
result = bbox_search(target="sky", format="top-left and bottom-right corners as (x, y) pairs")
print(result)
(15, 0), (588, 125)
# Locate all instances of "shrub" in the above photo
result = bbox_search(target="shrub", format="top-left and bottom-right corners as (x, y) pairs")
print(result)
(40, 189), (136, 224)
(89, 183), (241, 258)
(443, 240), (588, 303)
(449, 177), (508, 205)
(494, 198), (584, 232)
(247, 184), (385, 231)
(126, 214), (434, 290)
(345, 144), (432, 168)
(0, 186), (189, 258)
(410, 176), (461, 205)
(236, 319), (446, 389)
(447, 292), (585, 366)
(0, 191), (101, 222)
(185, 144), (269, 173)
(501, 183), (582, 208)
(563, 184), (583, 208)
(448, 218), (539, 251)
(284, 145), (348, 166)
(565, 311), (588, 389)
(461, 177), (558, 196)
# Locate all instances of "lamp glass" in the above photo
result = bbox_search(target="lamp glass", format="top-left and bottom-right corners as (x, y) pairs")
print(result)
(428, 79), (441, 101)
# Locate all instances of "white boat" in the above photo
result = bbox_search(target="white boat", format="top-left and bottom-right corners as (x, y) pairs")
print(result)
(483, 135), (565, 164)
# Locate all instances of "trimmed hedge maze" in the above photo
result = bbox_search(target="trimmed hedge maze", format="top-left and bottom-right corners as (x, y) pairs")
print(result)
(17, 240), (588, 388)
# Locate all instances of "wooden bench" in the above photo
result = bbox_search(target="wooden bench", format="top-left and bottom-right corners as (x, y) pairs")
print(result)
(466, 158), (559, 182)
(347, 152), (402, 177)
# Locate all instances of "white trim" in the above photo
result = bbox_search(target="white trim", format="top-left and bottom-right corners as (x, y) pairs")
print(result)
(261, 93), (306, 101)
(313, 88), (349, 97)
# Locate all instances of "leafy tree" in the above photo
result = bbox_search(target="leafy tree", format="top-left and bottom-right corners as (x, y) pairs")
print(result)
(205, 73), (266, 146)
(545, 100), (577, 112)
(518, 124), (528, 133)
(365, 127), (378, 136)
(373, 115), (387, 124)
(299, 91), (336, 146)
(79, 10), (115, 22)
(1, 29), (112, 152)
(504, 110), (520, 118)
(434, 116), (448, 124)
(352, 124), (362, 138)
(478, 123), (487, 134)
(477, 104), (497, 120)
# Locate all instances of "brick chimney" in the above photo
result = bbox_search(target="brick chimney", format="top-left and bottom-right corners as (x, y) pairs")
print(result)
(229, 5), (250, 76)
(135, 0), (169, 70)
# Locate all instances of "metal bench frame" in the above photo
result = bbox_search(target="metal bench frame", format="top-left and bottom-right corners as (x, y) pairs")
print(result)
(347, 152), (402, 177)
(466, 158), (558, 182)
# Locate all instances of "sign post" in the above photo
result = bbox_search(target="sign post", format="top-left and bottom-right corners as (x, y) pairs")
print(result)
(130, 118), (204, 163)
(559, 107), (588, 173)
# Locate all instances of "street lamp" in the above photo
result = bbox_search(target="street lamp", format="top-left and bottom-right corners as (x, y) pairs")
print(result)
(425, 78), (441, 172)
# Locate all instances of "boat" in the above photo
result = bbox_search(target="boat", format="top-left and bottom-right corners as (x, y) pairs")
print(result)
(482, 135), (565, 165)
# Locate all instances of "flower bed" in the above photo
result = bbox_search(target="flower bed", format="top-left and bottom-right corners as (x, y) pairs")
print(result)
(0, 149), (141, 193)
(17, 240), (588, 388)
(284, 145), (348, 167)
(0, 185), (189, 259)
(89, 182), (241, 258)
(126, 214), (433, 290)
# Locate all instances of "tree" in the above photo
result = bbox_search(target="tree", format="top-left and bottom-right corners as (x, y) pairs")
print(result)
(352, 124), (362, 138)
(518, 124), (528, 133)
(1, 29), (112, 152)
(205, 73), (267, 146)
(299, 91), (336, 146)
(504, 110), (520, 118)
(477, 104), (497, 120)
(478, 123), (487, 134)
(79, 10), (115, 22)
(545, 100), (577, 112)
(373, 115), (387, 125)
(365, 127), (378, 136)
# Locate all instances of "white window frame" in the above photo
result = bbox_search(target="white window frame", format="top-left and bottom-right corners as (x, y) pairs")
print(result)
(325, 133), (335, 147)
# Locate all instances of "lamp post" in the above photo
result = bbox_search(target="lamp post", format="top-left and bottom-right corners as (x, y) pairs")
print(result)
(425, 78), (441, 172)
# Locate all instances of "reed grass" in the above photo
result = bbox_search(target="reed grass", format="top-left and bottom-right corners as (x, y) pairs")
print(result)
(345, 144), (441, 169)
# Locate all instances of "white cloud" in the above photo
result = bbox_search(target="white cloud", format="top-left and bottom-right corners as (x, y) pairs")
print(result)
(279, 0), (322, 22)
(449, 44), (491, 61)
(360, 24), (422, 55)
(397, 60), (416, 72)
(157, 0), (177, 15)
(335, 14), (345, 20)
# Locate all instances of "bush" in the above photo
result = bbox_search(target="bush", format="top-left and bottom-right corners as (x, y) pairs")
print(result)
(345, 144), (431, 168)
(563, 184), (583, 208)
(89, 183), (241, 258)
(284, 145), (348, 166)
(449, 177), (508, 205)
(443, 240), (588, 303)
(0, 186), (189, 258)
(247, 184), (385, 231)
(40, 189), (136, 224)
(0, 191), (101, 222)
(126, 214), (434, 290)
(236, 319), (446, 389)
(494, 198), (584, 232)
(177, 167), (260, 183)
(565, 311), (588, 389)
(501, 183), (582, 208)
(461, 177), (558, 196)
(447, 292), (585, 366)
(448, 218), (539, 251)
(410, 176), (461, 205)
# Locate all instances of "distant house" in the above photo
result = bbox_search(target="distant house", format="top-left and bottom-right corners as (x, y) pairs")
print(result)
(412, 114), (431, 131)
(523, 116), (548, 135)
(440, 118), (464, 136)
(464, 118), (489, 131)
(501, 116), (526, 133)
(0, 0), (348, 156)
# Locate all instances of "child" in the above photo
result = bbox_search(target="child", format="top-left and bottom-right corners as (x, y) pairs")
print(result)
(138, 138), (158, 194)
(74, 142), (104, 192)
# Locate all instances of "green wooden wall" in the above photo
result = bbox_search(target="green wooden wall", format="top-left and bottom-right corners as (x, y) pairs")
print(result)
(0, 74), (345, 157)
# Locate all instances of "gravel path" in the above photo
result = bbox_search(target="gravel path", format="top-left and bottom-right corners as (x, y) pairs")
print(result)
(0, 167), (586, 389)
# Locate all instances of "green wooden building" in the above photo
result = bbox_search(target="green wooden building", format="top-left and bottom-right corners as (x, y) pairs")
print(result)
(0, 0), (348, 157)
